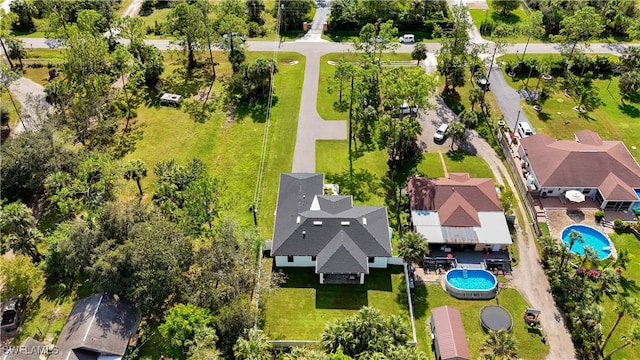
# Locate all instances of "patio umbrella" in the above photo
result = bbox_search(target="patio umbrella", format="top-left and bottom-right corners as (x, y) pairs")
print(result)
(565, 190), (586, 203)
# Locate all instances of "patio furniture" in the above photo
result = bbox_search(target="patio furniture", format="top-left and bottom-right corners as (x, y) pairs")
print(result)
(524, 308), (541, 326)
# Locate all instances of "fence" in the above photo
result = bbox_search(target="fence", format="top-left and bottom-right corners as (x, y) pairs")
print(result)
(495, 129), (542, 237)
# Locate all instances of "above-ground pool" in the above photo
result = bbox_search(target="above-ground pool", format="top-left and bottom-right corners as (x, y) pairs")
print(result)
(561, 224), (614, 260)
(445, 268), (498, 299)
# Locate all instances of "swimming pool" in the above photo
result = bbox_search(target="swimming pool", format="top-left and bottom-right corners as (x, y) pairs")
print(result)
(445, 269), (498, 299)
(561, 224), (614, 260)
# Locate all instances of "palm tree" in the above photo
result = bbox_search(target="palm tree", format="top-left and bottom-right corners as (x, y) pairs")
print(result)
(600, 295), (640, 356)
(481, 329), (518, 360)
(0, 201), (43, 262)
(603, 323), (640, 359)
(411, 42), (428, 67)
(458, 109), (478, 129)
(233, 328), (272, 360)
(593, 267), (621, 301)
(446, 121), (466, 150)
(533, 59), (552, 96)
(469, 86), (484, 112)
(6, 37), (26, 70)
(560, 230), (584, 269)
(572, 246), (599, 280)
(123, 159), (148, 197)
(397, 231), (429, 265)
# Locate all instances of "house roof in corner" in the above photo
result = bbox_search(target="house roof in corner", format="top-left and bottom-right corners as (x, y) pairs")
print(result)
(50, 293), (139, 360)
(520, 131), (640, 200)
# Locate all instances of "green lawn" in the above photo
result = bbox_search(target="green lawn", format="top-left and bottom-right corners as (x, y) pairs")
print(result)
(19, 48), (65, 86)
(413, 285), (549, 359)
(468, 0), (532, 43)
(123, 51), (304, 238)
(495, 54), (640, 161)
(317, 53), (414, 121)
(601, 232), (640, 359)
(263, 265), (411, 340)
(416, 152), (446, 178)
(444, 150), (495, 179)
(14, 281), (93, 345)
(1, 91), (21, 127)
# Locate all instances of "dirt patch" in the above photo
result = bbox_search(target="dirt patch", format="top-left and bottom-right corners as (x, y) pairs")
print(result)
(465, 1), (489, 10)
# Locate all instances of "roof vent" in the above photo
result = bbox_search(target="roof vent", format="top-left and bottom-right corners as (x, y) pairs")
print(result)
(313, 220), (323, 226)
(296, 216), (301, 224)
(302, 231), (306, 239)
(341, 221), (350, 226)
(363, 217), (367, 225)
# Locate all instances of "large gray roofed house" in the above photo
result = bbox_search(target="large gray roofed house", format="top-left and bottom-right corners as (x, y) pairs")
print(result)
(50, 293), (139, 360)
(272, 173), (392, 273)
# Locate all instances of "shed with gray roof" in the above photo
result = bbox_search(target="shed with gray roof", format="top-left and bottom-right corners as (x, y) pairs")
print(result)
(272, 173), (392, 284)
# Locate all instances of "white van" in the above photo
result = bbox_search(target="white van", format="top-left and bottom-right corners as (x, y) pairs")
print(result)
(517, 122), (534, 137)
(434, 123), (449, 142)
(398, 34), (415, 43)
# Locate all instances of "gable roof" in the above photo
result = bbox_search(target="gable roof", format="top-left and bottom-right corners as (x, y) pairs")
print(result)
(316, 231), (368, 274)
(408, 174), (501, 227)
(431, 306), (471, 360)
(50, 294), (139, 360)
(521, 131), (640, 200)
(272, 173), (392, 273)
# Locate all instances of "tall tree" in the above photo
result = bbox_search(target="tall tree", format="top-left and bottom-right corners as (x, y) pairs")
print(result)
(411, 42), (428, 67)
(0, 200), (43, 262)
(123, 159), (148, 197)
(553, 6), (605, 60)
(397, 231), (429, 265)
(233, 327), (272, 360)
(458, 110), (479, 129)
(493, 0), (519, 16)
(6, 37), (26, 69)
(322, 307), (409, 358)
(167, 2), (204, 70)
(603, 324), (640, 359)
(0, 254), (44, 300)
(0, 64), (24, 128)
(600, 295), (640, 356)
(446, 121), (467, 150)
(520, 11), (545, 63)
(159, 303), (214, 358)
(560, 229), (583, 269)
(183, 177), (227, 234)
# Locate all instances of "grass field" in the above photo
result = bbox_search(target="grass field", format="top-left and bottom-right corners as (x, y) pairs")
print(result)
(322, 30), (440, 43)
(468, 0), (532, 43)
(19, 48), (65, 86)
(1, 91), (22, 127)
(263, 265), (411, 340)
(601, 232), (640, 359)
(444, 149), (495, 179)
(122, 51), (304, 238)
(413, 285), (549, 358)
(317, 53), (415, 121)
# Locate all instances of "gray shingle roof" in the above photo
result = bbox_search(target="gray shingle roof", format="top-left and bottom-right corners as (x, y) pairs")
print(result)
(2, 338), (46, 360)
(316, 231), (368, 274)
(272, 173), (392, 274)
(50, 293), (139, 360)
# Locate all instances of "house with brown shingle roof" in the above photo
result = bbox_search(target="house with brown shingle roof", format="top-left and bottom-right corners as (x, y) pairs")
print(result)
(407, 173), (512, 252)
(519, 130), (640, 211)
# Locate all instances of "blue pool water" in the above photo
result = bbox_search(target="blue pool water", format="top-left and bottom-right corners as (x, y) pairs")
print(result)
(635, 189), (640, 199)
(446, 269), (497, 291)
(561, 224), (613, 260)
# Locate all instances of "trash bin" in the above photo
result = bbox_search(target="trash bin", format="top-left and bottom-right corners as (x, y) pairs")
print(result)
(303, 22), (308, 31)
(323, 22), (328, 31)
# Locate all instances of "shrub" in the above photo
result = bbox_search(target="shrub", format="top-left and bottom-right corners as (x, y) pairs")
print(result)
(614, 218), (623, 227)
(594, 210), (604, 222)
(1, 107), (10, 127)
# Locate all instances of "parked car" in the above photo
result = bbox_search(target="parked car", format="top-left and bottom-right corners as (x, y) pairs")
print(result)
(398, 34), (415, 43)
(434, 123), (449, 142)
(1, 297), (28, 332)
(517, 122), (535, 138)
